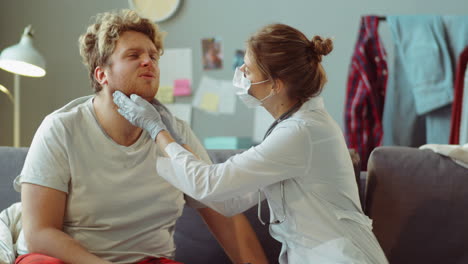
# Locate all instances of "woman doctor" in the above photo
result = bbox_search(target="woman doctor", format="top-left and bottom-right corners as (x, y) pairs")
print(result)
(113, 24), (388, 264)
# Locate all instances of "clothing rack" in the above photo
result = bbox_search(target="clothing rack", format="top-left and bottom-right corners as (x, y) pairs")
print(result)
(378, 16), (386, 21)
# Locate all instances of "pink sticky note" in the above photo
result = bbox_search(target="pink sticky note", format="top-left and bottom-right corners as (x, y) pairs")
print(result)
(173, 79), (192, 96)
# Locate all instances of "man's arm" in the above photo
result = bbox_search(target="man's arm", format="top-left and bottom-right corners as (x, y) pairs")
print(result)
(197, 207), (268, 264)
(22, 183), (111, 264)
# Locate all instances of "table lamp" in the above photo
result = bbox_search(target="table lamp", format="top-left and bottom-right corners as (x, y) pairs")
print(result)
(0, 25), (46, 147)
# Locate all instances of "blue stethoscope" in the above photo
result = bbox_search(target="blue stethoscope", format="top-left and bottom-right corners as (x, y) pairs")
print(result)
(257, 102), (302, 225)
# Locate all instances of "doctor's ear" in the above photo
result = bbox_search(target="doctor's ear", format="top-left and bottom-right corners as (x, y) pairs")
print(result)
(272, 79), (285, 94)
(94, 66), (108, 86)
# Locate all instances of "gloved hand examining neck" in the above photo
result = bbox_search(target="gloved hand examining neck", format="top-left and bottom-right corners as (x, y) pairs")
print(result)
(113, 91), (167, 141)
(112, 91), (186, 145)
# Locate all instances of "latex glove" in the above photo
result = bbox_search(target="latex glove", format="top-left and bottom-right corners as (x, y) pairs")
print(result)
(113, 91), (166, 140)
(150, 99), (185, 145)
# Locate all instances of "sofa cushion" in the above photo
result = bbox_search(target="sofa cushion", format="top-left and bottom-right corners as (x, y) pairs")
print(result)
(365, 146), (468, 263)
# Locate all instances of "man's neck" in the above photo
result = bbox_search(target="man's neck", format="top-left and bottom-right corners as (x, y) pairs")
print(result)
(93, 90), (143, 147)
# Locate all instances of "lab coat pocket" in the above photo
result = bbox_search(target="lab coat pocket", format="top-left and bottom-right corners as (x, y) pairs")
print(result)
(288, 238), (367, 263)
(334, 209), (373, 229)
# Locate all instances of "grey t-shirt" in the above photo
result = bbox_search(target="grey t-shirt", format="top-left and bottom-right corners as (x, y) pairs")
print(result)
(14, 96), (211, 263)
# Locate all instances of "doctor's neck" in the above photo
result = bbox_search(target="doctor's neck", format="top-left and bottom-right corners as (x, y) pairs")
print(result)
(264, 96), (301, 120)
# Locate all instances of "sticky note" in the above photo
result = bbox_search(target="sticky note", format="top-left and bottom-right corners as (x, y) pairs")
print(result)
(200, 92), (219, 112)
(174, 78), (192, 96)
(156, 85), (174, 104)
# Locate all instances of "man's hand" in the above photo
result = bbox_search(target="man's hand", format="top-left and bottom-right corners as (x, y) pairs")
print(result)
(113, 91), (166, 140)
(151, 99), (185, 145)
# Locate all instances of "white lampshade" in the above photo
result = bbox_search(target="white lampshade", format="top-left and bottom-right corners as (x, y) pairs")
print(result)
(0, 25), (46, 77)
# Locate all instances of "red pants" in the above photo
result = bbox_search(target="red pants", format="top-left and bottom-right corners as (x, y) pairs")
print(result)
(15, 253), (183, 264)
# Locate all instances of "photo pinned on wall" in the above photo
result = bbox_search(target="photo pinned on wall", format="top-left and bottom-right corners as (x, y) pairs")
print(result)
(233, 49), (245, 70)
(201, 37), (223, 70)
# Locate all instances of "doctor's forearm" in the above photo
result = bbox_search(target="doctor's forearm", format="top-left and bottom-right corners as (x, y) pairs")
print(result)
(156, 130), (175, 156)
(156, 130), (199, 159)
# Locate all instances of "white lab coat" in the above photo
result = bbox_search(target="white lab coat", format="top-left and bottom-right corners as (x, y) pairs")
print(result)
(157, 97), (388, 264)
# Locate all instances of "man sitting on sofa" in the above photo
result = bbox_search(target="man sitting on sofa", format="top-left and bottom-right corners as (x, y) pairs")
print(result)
(12, 9), (267, 264)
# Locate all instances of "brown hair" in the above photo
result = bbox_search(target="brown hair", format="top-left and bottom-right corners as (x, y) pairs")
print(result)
(247, 23), (333, 103)
(78, 9), (164, 93)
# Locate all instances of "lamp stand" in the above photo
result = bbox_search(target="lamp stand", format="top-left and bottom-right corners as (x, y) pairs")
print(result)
(13, 74), (20, 147)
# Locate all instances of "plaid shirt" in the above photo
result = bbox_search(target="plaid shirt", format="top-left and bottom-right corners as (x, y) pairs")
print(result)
(344, 16), (388, 170)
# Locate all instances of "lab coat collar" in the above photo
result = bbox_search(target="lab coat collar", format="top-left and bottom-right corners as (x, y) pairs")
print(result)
(298, 96), (325, 113)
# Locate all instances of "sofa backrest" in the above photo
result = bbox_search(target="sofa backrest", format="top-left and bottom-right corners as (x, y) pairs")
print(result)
(365, 146), (468, 263)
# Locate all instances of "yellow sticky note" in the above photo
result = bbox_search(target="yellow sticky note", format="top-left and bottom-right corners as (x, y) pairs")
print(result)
(200, 92), (219, 112)
(156, 85), (174, 104)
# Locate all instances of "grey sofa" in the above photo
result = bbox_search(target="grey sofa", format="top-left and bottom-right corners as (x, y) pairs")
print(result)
(365, 146), (468, 263)
(0, 147), (362, 264)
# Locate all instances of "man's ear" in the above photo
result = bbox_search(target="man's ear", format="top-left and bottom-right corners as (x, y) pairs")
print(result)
(94, 66), (108, 86)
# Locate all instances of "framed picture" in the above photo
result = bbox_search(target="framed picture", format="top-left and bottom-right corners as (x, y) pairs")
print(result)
(201, 37), (223, 70)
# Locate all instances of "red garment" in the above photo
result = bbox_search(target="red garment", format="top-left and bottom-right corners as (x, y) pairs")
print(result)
(15, 254), (65, 264)
(449, 45), (468, 144)
(15, 253), (183, 264)
(345, 16), (388, 170)
(138, 257), (183, 264)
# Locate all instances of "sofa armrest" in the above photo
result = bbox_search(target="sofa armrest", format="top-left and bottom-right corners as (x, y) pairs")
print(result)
(365, 146), (468, 263)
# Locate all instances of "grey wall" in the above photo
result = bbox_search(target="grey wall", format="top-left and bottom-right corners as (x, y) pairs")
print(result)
(0, 0), (467, 147)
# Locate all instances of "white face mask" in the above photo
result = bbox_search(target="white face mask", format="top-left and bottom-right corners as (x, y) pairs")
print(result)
(232, 67), (273, 108)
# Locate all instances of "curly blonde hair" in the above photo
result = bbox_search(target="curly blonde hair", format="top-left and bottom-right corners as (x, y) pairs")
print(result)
(78, 9), (164, 92)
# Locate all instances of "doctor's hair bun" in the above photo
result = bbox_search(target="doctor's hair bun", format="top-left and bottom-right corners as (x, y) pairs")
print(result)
(247, 23), (332, 102)
(310, 36), (333, 56)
